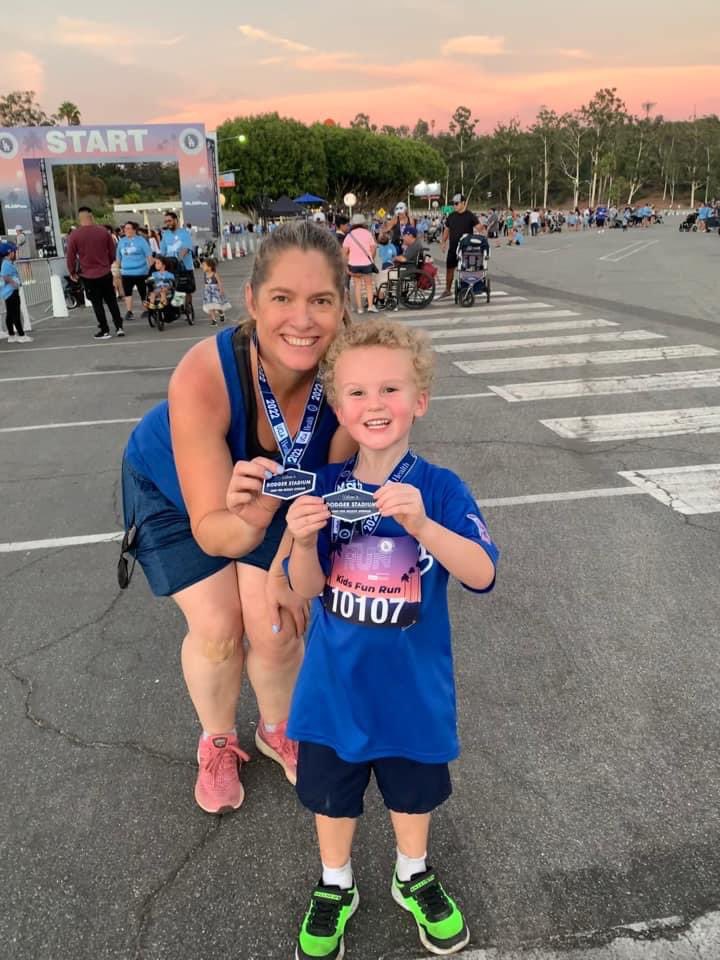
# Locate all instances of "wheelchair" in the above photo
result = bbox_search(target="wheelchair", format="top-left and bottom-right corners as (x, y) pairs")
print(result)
(373, 258), (435, 311)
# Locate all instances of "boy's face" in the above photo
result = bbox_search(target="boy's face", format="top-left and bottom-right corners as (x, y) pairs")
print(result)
(332, 347), (428, 451)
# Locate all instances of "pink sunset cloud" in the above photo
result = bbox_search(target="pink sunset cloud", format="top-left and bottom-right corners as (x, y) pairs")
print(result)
(153, 60), (720, 130)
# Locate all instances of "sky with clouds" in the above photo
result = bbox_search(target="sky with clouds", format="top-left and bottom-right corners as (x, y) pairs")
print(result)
(4, 0), (720, 131)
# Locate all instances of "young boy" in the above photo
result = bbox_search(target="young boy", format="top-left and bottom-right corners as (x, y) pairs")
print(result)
(285, 319), (499, 959)
(144, 255), (175, 311)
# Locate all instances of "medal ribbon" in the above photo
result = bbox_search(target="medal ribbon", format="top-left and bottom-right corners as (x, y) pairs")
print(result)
(330, 449), (418, 541)
(253, 333), (325, 467)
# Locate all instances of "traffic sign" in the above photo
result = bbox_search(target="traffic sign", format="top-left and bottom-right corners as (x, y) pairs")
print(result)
(344, 192), (357, 208)
(377, 207), (386, 219)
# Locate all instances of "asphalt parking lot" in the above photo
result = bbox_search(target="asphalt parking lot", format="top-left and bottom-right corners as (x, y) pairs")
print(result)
(2, 223), (720, 960)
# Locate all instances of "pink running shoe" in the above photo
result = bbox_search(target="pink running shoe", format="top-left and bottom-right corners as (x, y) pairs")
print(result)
(194, 734), (250, 814)
(255, 719), (298, 785)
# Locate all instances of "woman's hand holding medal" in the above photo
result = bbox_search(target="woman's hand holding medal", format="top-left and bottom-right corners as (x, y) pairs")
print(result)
(286, 495), (331, 548)
(373, 483), (428, 539)
(226, 457), (284, 529)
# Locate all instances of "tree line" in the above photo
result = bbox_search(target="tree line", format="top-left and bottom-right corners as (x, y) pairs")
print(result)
(3, 87), (719, 213)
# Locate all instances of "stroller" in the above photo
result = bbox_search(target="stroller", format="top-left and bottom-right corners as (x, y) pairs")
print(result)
(454, 234), (491, 307)
(679, 213), (698, 232)
(146, 256), (195, 331)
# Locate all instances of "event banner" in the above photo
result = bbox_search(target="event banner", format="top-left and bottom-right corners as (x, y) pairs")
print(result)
(0, 123), (218, 254)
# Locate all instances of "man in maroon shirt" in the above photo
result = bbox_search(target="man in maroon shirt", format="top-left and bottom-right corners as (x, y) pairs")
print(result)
(66, 207), (124, 340)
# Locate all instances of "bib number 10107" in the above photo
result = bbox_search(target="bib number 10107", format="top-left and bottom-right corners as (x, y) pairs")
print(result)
(323, 586), (418, 628)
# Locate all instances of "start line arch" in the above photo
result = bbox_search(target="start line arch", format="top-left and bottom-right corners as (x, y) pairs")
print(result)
(0, 123), (221, 257)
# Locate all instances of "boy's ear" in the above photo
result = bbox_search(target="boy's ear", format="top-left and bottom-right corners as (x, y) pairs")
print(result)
(414, 390), (430, 419)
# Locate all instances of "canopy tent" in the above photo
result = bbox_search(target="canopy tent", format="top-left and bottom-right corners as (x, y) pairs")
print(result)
(268, 195), (305, 217)
(294, 192), (326, 204)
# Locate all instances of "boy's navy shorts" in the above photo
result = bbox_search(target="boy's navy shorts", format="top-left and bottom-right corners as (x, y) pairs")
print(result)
(296, 742), (452, 818)
(121, 457), (279, 596)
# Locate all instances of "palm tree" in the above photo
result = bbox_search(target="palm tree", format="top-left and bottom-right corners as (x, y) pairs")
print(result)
(56, 101), (81, 217)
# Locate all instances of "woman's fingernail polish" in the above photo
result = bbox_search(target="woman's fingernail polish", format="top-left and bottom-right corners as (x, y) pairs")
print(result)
(264, 469), (273, 479)
(271, 623), (280, 634)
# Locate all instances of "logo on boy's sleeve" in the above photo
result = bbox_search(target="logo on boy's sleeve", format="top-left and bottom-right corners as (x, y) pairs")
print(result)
(467, 513), (491, 543)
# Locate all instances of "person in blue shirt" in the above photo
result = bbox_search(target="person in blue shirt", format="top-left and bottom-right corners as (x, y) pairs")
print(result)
(116, 221), (152, 322)
(285, 319), (499, 960)
(1, 242), (32, 343)
(160, 210), (196, 309)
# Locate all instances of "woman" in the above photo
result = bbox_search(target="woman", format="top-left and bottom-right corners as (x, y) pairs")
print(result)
(342, 213), (378, 314)
(120, 222), (354, 814)
(384, 202), (416, 250)
(116, 221), (152, 322)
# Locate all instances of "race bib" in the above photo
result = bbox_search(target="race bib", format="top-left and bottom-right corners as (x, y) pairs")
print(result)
(322, 534), (421, 629)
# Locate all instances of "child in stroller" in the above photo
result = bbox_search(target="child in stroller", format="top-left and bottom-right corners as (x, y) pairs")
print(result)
(144, 255), (175, 312)
(454, 233), (491, 307)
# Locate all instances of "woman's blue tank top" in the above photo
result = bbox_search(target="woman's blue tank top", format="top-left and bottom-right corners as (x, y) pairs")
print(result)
(125, 326), (338, 523)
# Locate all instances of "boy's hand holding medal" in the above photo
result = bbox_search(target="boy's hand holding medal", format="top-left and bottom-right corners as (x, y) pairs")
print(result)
(373, 482), (428, 539)
(226, 457), (284, 529)
(287, 495), (331, 548)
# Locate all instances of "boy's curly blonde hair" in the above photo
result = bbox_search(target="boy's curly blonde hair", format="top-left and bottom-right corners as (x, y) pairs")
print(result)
(322, 318), (434, 406)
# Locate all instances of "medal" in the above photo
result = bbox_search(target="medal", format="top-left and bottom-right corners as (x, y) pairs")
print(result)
(328, 450), (418, 541)
(254, 333), (323, 500)
(262, 467), (316, 500)
(324, 484), (379, 522)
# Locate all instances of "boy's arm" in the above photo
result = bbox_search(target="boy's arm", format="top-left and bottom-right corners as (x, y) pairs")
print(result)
(415, 520), (495, 591)
(288, 540), (326, 599)
(374, 482), (496, 591)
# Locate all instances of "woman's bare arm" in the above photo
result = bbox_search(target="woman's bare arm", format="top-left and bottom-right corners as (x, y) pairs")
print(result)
(168, 338), (276, 557)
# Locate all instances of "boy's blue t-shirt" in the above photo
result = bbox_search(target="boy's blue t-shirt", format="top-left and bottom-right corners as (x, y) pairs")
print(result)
(117, 235), (151, 275)
(377, 241), (397, 268)
(151, 270), (174, 288)
(0, 258), (20, 300)
(287, 456), (499, 764)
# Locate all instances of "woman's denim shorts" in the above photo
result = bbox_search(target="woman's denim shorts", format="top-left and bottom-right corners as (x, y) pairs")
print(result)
(121, 458), (281, 597)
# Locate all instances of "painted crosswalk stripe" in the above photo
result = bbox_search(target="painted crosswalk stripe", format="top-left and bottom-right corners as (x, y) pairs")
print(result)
(617, 463), (720, 514)
(404, 309), (579, 329)
(434, 330), (663, 355)
(426, 294), (526, 308)
(428, 319), (616, 340)
(454, 344), (719, 375)
(541, 406), (720, 442)
(489, 368), (720, 402)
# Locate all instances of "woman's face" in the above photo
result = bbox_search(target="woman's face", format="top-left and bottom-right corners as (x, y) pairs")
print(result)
(124, 224), (136, 237)
(246, 248), (344, 373)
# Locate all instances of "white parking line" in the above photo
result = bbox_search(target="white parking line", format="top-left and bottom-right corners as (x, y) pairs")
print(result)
(489, 368), (720, 402)
(542, 406), (720, 442)
(618, 463), (720, 514)
(599, 239), (659, 262)
(0, 532), (123, 553)
(0, 334), (208, 355)
(435, 330), (663, 355)
(454, 344), (719, 375)
(405, 310), (579, 329)
(0, 366), (174, 385)
(0, 485), (648, 552)
(428, 319), (617, 340)
(0, 418), (139, 434)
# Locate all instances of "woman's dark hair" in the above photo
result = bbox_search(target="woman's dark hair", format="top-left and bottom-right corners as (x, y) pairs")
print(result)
(204, 257), (218, 270)
(243, 221), (350, 333)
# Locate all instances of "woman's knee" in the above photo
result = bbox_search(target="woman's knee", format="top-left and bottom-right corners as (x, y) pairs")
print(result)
(185, 606), (244, 663)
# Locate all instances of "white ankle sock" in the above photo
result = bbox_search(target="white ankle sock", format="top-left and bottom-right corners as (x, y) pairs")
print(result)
(262, 721), (279, 733)
(396, 849), (427, 882)
(322, 859), (353, 890)
(202, 728), (236, 741)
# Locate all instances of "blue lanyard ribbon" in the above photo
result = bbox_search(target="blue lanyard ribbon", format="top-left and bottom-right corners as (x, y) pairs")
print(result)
(331, 449), (418, 541)
(253, 333), (325, 467)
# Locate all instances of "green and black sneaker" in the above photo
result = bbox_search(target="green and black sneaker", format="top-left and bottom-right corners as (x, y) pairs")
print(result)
(296, 880), (359, 960)
(392, 868), (469, 955)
